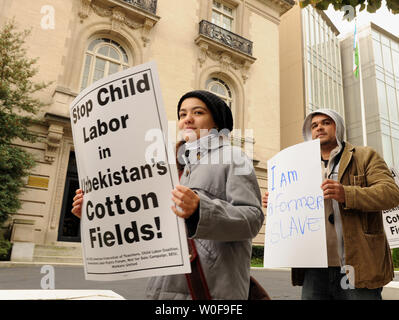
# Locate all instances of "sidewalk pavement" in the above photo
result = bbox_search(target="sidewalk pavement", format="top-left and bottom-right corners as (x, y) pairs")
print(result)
(0, 289), (125, 300)
(1, 261), (398, 300)
(255, 267), (399, 300)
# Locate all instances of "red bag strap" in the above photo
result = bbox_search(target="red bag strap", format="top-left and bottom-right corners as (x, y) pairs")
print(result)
(185, 238), (212, 300)
(178, 167), (211, 300)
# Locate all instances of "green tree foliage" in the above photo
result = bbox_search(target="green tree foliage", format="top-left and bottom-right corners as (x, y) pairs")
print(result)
(0, 20), (50, 224)
(393, 248), (399, 268)
(299, 0), (399, 14)
(0, 145), (35, 224)
(0, 235), (12, 260)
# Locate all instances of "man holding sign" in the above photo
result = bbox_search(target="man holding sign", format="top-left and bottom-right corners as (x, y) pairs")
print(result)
(263, 109), (399, 300)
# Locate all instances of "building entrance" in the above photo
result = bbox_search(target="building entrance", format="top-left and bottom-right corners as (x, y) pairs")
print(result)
(57, 151), (81, 242)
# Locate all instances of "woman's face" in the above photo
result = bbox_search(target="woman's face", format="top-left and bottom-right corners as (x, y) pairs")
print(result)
(178, 97), (216, 142)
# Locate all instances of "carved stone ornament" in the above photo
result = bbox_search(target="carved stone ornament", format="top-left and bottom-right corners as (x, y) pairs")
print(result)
(198, 42), (208, 67)
(195, 20), (256, 83)
(198, 20), (253, 56)
(90, 3), (112, 19)
(197, 45), (255, 83)
(78, 0), (93, 22)
(45, 124), (64, 163)
(78, 0), (157, 27)
(241, 60), (251, 83)
(220, 52), (232, 73)
(141, 18), (155, 47)
(111, 7), (126, 31)
(78, 0), (159, 45)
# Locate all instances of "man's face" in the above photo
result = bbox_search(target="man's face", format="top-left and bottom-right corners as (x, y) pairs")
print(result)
(311, 114), (338, 147)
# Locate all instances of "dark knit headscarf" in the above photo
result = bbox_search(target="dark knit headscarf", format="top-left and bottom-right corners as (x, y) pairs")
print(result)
(176, 90), (234, 173)
(177, 90), (233, 132)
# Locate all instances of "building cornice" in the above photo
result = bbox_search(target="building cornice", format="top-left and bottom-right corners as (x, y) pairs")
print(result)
(370, 22), (399, 43)
(256, 0), (295, 16)
(78, 0), (160, 46)
(316, 8), (340, 36)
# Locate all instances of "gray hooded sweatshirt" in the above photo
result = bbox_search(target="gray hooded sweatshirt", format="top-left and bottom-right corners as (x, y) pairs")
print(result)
(302, 109), (345, 266)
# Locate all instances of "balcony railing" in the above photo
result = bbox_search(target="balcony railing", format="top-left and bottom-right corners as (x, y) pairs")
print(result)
(119, 0), (157, 15)
(199, 20), (253, 56)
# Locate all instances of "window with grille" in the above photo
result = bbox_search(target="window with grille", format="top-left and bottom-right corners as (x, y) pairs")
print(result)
(80, 38), (130, 91)
(206, 77), (233, 109)
(211, 0), (234, 31)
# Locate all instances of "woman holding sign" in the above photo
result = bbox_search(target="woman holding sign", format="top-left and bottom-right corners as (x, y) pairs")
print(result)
(148, 90), (264, 300)
(72, 90), (264, 299)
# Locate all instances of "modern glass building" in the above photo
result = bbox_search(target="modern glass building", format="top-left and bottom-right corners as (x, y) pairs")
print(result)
(341, 23), (399, 169)
(301, 5), (345, 117)
(280, 4), (345, 148)
(371, 25), (399, 168)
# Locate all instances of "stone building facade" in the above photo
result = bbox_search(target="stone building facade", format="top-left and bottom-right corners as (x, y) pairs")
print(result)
(0, 0), (293, 261)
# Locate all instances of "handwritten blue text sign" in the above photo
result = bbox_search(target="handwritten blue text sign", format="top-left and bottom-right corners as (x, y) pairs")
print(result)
(264, 139), (328, 268)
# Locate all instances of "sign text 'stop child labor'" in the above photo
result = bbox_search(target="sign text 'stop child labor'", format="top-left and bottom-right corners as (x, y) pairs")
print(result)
(72, 73), (150, 143)
(69, 61), (190, 281)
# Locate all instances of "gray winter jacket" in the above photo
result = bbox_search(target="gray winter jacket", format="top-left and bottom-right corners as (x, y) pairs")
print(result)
(145, 135), (264, 299)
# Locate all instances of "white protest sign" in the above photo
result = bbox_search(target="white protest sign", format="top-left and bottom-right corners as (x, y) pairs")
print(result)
(382, 167), (399, 249)
(264, 139), (328, 268)
(69, 61), (190, 280)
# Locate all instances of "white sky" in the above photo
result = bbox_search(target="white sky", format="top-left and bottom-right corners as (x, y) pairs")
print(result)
(324, 0), (399, 38)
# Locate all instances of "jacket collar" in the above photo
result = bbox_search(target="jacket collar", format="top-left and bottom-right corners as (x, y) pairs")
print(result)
(184, 133), (229, 151)
(338, 141), (355, 182)
(183, 134), (230, 164)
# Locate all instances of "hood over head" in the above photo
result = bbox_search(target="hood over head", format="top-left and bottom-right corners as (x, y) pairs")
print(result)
(302, 109), (345, 150)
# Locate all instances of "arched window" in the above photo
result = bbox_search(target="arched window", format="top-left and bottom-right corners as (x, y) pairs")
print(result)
(80, 38), (130, 91)
(206, 77), (233, 109)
